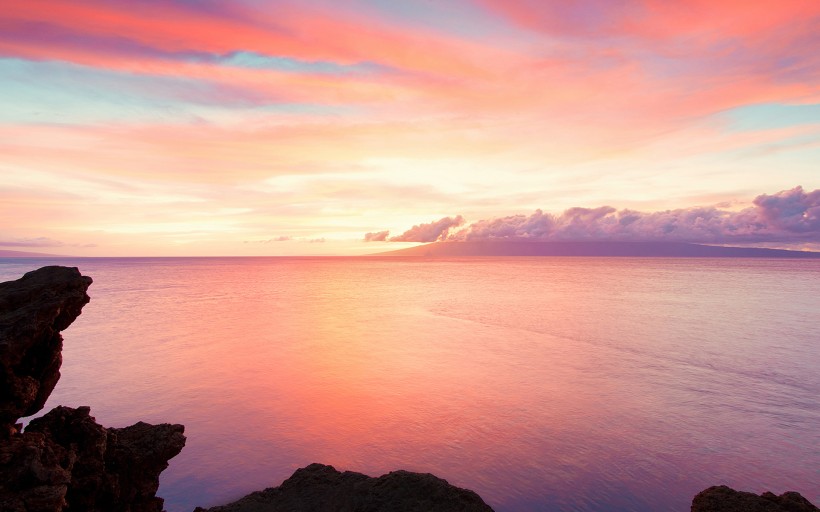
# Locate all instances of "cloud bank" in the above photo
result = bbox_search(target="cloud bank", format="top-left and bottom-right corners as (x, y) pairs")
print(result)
(390, 215), (465, 242)
(381, 187), (820, 245)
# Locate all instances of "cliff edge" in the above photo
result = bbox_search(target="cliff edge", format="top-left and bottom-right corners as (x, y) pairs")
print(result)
(0, 266), (185, 512)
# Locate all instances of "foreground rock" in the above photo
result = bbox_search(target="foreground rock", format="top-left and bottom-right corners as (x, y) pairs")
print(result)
(1, 406), (185, 512)
(0, 266), (92, 431)
(193, 463), (495, 512)
(196, 475), (820, 512)
(0, 266), (186, 512)
(692, 485), (818, 511)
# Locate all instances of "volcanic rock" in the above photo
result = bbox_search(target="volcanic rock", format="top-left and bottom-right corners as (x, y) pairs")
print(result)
(0, 266), (92, 430)
(25, 406), (186, 512)
(0, 267), (186, 512)
(1, 405), (185, 512)
(691, 485), (818, 512)
(0, 427), (72, 511)
(193, 463), (495, 512)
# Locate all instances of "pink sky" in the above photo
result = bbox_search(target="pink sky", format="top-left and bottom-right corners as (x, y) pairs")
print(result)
(1, 0), (819, 255)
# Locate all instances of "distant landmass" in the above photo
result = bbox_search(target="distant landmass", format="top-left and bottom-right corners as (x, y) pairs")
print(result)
(379, 241), (820, 258)
(0, 249), (67, 258)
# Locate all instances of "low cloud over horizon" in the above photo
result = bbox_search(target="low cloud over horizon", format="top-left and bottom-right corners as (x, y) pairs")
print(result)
(364, 230), (389, 242)
(0, 237), (97, 249)
(365, 216), (466, 243)
(369, 187), (820, 246)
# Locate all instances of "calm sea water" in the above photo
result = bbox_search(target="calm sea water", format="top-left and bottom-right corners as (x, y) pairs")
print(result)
(1, 257), (818, 511)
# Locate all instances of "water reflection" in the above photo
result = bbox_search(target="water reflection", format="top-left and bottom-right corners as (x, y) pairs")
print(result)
(1, 257), (817, 511)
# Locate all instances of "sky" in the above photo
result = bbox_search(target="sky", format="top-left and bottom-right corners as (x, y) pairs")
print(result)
(1, 0), (819, 256)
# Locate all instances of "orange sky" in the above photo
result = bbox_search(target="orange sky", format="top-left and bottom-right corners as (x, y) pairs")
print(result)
(1, 0), (819, 255)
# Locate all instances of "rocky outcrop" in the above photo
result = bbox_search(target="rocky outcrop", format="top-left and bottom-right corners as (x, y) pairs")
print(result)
(0, 266), (92, 431)
(23, 406), (186, 512)
(193, 463), (495, 512)
(196, 475), (820, 512)
(1, 406), (185, 512)
(692, 485), (818, 512)
(0, 266), (185, 512)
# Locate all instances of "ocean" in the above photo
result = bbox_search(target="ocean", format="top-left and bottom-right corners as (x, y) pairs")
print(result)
(1, 257), (818, 511)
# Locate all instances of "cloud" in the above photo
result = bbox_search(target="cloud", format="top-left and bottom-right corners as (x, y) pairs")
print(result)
(753, 186), (820, 234)
(390, 215), (464, 242)
(0, 236), (64, 247)
(364, 230), (389, 242)
(1, 0), (495, 78)
(244, 236), (292, 243)
(447, 187), (820, 244)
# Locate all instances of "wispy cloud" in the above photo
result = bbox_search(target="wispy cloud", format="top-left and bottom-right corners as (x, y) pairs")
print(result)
(0, 236), (65, 247)
(0, 236), (96, 248)
(244, 236), (292, 243)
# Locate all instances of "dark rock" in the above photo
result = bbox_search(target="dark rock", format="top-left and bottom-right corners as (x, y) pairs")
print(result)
(25, 406), (186, 512)
(0, 267), (186, 512)
(1, 405), (185, 512)
(104, 420), (187, 512)
(193, 463), (495, 512)
(0, 266), (92, 429)
(0, 429), (71, 511)
(26, 406), (107, 511)
(692, 485), (818, 512)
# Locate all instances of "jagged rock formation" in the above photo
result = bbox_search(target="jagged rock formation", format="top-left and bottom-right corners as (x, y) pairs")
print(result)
(692, 485), (818, 512)
(0, 266), (92, 430)
(193, 463), (495, 512)
(0, 266), (185, 512)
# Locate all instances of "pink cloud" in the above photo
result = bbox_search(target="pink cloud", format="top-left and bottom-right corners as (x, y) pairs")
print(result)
(444, 187), (820, 244)
(4, 0), (816, 152)
(364, 230), (389, 242)
(471, 0), (820, 123)
(244, 236), (292, 243)
(475, 0), (820, 47)
(391, 216), (465, 242)
(1, 0), (505, 77)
